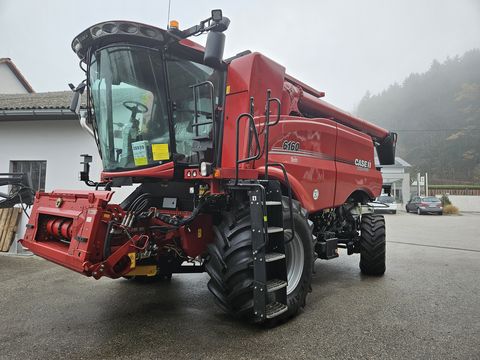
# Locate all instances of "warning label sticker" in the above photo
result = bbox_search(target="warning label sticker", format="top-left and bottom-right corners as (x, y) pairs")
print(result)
(132, 140), (149, 166)
(152, 143), (170, 161)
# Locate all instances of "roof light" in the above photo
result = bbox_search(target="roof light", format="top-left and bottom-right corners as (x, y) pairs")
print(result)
(169, 20), (179, 29)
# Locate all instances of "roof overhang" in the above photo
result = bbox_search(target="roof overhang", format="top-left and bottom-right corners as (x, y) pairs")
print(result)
(0, 109), (79, 122)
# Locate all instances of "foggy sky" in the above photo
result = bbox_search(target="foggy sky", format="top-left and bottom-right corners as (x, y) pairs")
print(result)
(1, 0), (479, 111)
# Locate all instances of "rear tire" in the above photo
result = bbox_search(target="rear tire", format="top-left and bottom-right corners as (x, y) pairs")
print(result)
(206, 198), (314, 323)
(359, 214), (386, 276)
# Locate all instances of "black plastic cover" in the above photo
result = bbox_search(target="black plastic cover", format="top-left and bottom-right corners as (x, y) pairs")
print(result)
(376, 132), (397, 166)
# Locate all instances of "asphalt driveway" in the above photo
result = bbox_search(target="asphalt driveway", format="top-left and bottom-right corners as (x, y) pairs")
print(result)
(0, 212), (479, 359)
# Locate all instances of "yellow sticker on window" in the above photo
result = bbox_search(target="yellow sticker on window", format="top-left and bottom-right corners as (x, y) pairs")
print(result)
(134, 157), (148, 166)
(152, 143), (170, 161)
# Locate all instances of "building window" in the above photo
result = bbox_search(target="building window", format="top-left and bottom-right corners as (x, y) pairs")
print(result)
(9, 161), (47, 192)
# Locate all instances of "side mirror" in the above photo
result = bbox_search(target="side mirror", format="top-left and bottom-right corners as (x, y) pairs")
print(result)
(69, 81), (86, 115)
(204, 10), (230, 68)
(204, 31), (225, 68)
(376, 132), (397, 166)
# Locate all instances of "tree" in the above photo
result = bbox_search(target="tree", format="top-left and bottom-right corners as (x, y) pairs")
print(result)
(356, 49), (480, 183)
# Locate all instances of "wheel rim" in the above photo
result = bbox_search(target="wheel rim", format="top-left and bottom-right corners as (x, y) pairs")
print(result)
(417, 208), (420, 215)
(285, 230), (305, 296)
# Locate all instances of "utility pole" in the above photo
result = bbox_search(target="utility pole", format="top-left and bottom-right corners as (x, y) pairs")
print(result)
(417, 172), (421, 196)
(425, 172), (429, 197)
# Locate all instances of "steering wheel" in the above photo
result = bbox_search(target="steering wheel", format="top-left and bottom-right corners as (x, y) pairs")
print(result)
(123, 101), (149, 114)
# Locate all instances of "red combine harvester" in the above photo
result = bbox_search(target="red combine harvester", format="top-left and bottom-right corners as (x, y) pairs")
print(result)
(21, 10), (397, 324)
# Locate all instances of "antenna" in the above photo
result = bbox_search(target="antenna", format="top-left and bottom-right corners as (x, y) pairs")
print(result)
(167, 0), (172, 28)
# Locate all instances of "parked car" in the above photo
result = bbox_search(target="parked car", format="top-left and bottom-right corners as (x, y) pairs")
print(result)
(368, 195), (398, 214)
(405, 196), (443, 215)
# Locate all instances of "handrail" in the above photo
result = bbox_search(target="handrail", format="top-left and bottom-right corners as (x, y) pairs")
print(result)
(190, 80), (216, 163)
(264, 89), (281, 180)
(235, 113), (262, 185)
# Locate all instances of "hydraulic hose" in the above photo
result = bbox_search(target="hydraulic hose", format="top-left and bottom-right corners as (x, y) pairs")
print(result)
(155, 200), (207, 227)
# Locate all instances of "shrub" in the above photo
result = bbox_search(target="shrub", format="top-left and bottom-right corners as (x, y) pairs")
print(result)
(440, 194), (452, 206)
(443, 204), (459, 215)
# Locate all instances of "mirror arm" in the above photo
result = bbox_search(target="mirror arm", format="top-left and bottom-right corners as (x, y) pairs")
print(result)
(171, 10), (229, 39)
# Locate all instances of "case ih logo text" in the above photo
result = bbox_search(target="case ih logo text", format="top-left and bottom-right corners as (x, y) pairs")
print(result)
(354, 158), (371, 169)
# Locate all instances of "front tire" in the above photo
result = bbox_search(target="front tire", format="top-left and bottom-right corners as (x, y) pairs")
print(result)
(206, 198), (314, 323)
(359, 214), (386, 276)
(417, 208), (422, 215)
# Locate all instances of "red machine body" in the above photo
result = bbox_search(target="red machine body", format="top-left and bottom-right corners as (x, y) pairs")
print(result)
(222, 52), (383, 212)
(22, 190), (113, 274)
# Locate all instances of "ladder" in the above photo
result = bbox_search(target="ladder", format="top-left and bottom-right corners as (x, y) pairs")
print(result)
(249, 180), (288, 321)
(232, 90), (295, 322)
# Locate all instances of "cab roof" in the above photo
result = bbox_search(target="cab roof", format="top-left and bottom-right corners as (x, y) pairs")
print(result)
(71, 20), (204, 60)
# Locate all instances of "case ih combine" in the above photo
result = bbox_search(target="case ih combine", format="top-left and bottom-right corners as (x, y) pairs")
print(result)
(21, 10), (396, 324)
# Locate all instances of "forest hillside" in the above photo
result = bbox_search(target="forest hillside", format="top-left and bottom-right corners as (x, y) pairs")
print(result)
(356, 49), (480, 184)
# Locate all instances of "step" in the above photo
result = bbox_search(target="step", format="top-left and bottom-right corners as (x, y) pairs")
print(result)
(267, 227), (283, 234)
(267, 278), (287, 293)
(265, 301), (288, 319)
(265, 201), (282, 206)
(265, 252), (286, 262)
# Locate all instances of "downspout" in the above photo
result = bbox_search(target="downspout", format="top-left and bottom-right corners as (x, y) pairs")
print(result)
(79, 110), (94, 137)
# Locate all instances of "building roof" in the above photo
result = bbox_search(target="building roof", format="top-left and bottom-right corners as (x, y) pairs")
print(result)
(0, 91), (78, 110)
(0, 58), (35, 93)
(0, 91), (86, 121)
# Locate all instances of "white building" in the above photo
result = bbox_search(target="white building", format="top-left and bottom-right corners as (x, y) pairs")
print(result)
(376, 157), (411, 204)
(0, 91), (104, 252)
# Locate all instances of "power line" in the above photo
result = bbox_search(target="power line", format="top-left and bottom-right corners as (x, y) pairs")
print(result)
(391, 128), (480, 132)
